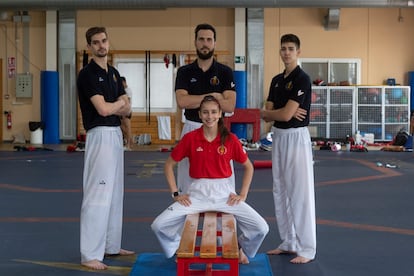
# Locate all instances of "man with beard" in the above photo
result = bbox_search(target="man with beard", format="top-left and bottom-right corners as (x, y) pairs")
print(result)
(175, 23), (236, 195)
(77, 26), (134, 270)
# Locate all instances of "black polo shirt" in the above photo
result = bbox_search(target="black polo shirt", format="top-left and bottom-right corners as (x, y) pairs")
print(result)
(266, 65), (311, 129)
(77, 59), (126, 131)
(175, 59), (235, 122)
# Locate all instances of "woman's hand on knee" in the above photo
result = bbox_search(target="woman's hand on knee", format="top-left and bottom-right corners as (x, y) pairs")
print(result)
(227, 193), (245, 206)
(174, 194), (191, 207)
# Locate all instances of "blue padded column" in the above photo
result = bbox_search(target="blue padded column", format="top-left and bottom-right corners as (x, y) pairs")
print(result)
(41, 70), (60, 144)
(231, 70), (247, 138)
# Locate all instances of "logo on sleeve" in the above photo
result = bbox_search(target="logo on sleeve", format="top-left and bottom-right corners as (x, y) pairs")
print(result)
(297, 90), (304, 96)
(231, 82), (235, 88)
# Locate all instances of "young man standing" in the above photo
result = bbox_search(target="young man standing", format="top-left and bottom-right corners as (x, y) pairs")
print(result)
(77, 26), (134, 270)
(175, 23), (236, 194)
(261, 33), (316, 264)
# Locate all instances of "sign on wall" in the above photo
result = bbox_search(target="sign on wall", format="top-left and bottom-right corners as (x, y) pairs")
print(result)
(8, 57), (16, 78)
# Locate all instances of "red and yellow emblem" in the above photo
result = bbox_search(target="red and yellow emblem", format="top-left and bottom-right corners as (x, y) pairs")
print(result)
(210, 76), (220, 86)
(285, 81), (293, 90)
(217, 145), (227, 155)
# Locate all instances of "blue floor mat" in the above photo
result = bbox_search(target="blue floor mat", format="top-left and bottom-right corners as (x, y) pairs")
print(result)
(130, 253), (273, 276)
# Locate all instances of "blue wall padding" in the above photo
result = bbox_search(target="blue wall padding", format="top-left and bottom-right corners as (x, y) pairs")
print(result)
(232, 70), (247, 138)
(234, 70), (247, 108)
(41, 71), (60, 144)
(409, 71), (414, 112)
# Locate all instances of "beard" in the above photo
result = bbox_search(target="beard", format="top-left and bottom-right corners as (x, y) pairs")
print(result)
(196, 48), (214, 60)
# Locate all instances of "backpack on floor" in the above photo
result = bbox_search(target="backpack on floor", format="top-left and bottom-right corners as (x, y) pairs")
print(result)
(393, 129), (409, 146)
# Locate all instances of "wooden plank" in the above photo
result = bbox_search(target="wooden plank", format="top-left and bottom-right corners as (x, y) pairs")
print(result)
(221, 213), (239, 259)
(199, 212), (217, 258)
(176, 213), (199, 258)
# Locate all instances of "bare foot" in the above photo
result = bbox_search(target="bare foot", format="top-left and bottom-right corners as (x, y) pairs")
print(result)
(81, 259), (108, 270)
(290, 256), (312, 264)
(105, 248), (135, 257)
(239, 248), (249, 264)
(119, 248), (135, 255)
(267, 248), (295, 255)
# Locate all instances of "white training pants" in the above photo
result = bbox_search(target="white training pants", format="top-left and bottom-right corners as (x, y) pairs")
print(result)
(151, 178), (269, 258)
(271, 126), (316, 260)
(80, 126), (124, 262)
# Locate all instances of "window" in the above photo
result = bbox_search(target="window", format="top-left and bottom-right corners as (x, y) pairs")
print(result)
(299, 58), (361, 86)
(115, 59), (176, 112)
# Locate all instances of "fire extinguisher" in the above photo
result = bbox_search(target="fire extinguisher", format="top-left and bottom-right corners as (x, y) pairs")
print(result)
(5, 111), (12, 129)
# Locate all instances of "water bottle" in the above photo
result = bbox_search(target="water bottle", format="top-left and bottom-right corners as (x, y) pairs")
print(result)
(355, 130), (362, 145)
(345, 135), (351, 151)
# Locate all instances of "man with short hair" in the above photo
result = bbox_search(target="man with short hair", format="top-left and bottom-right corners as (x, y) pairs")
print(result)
(261, 33), (316, 264)
(77, 26), (134, 270)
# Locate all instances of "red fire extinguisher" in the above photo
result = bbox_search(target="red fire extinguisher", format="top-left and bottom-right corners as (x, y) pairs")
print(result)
(6, 111), (12, 129)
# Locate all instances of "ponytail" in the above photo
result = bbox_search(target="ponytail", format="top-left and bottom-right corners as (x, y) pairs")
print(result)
(218, 117), (230, 146)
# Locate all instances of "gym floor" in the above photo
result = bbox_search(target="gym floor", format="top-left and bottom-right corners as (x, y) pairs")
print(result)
(0, 147), (413, 276)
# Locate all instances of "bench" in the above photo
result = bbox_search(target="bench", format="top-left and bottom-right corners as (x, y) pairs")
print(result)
(176, 212), (239, 276)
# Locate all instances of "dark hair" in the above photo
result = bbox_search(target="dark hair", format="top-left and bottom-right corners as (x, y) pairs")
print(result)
(195, 23), (216, 41)
(120, 76), (126, 82)
(85, 26), (107, 45)
(281, 33), (301, 49)
(200, 95), (229, 145)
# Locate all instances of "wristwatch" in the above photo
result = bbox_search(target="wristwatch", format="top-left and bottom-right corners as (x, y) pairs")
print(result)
(172, 191), (179, 198)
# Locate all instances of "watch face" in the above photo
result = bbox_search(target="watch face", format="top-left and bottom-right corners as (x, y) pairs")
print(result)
(172, 192), (179, 198)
